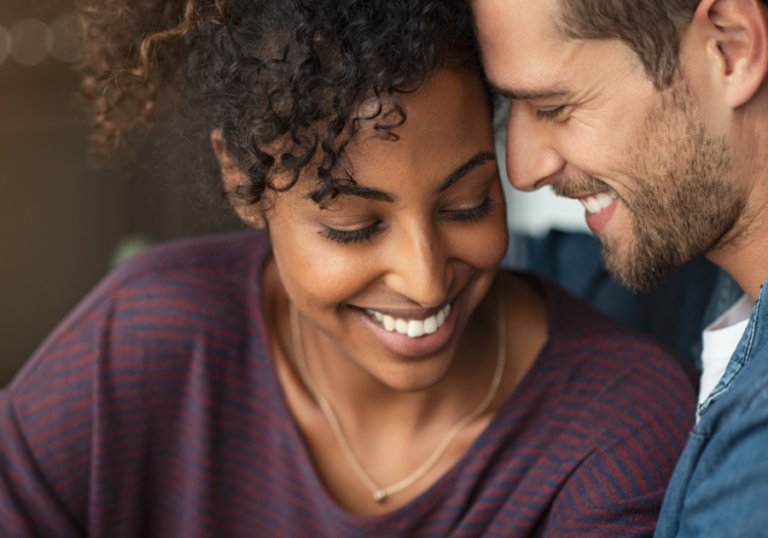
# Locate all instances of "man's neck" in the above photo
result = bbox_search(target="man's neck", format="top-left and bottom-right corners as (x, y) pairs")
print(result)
(707, 197), (768, 302)
(706, 99), (768, 302)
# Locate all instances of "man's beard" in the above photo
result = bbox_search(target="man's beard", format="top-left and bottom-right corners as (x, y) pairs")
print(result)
(552, 81), (745, 292)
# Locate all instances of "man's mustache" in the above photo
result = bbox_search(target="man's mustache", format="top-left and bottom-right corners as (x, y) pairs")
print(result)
(550, 175), (617, 199)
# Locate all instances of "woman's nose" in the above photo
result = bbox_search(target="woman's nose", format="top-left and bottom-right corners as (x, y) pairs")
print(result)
(505, 100), (566, 191)
(383, 222), (451, 308)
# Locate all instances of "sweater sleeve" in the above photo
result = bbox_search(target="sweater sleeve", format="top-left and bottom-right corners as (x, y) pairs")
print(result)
(0, 261), (116, 538)
(0, 391), (88, 538)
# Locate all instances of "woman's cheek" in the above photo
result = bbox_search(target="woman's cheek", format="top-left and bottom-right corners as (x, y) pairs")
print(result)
(276, 230), (376, 309)
(454, 210), (509, 271)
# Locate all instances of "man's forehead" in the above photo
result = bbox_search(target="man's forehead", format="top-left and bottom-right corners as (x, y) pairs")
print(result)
(473, 0), (567, 45)
(473, 0), (585, 96)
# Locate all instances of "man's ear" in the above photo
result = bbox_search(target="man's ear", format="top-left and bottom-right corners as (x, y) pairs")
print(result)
(210, 129), (265, 228)
(692, 0), (768, 108)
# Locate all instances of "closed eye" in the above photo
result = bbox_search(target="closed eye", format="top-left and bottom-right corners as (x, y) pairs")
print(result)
(535, 106), (565, 122)
(320, 221), (383, 245)
(441, 198), (499, 222)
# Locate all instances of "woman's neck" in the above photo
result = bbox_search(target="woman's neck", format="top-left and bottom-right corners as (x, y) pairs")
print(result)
(261, 256), (548, 514)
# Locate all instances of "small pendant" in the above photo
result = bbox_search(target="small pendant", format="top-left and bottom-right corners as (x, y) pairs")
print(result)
(373, 490), (387, 503)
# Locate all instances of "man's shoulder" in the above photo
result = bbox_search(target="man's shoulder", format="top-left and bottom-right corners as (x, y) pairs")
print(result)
(656, 346), (768, 538)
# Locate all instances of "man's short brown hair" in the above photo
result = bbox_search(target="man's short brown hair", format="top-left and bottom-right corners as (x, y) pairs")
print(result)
(559, 0), (767, 88)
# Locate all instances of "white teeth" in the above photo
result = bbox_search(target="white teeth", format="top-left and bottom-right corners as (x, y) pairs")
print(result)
(596, 192), (615, 208)
(582, 197), (600, 214)
(367, 303), (451, 338)
(407, 320), (424, 338)
(581, 192), (617, 214)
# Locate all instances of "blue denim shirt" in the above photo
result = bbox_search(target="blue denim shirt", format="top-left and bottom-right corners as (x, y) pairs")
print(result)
(655, 274), (768, 537)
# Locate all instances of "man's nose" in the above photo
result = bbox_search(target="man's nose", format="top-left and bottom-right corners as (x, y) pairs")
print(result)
(506, 101), (566, 191)
(383, 221), (452, 309)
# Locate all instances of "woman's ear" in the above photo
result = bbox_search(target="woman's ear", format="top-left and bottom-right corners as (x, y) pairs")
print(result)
(210, 128), (241, 193)
(210, 129), (266, 228)
(692, 0), (768, 108)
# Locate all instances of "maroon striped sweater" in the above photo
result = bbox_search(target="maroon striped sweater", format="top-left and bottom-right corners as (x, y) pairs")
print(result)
(0, 231), (695, 537)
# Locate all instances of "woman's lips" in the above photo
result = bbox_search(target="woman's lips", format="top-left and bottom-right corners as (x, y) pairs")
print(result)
(366, 303), (451, 337)
(352, 293), (462, 359)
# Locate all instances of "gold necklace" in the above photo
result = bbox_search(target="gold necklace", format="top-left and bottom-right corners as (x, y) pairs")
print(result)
(289, 281), (506, 504)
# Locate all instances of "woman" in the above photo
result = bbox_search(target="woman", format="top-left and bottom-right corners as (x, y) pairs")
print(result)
(0, 0), (695, 536)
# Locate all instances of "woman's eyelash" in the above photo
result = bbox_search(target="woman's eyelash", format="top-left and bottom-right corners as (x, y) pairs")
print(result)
(321, 221), (382, 245)
(442, 199), (499, 222)
(321, 199), (498, 245)
(535, 106), (565, 122)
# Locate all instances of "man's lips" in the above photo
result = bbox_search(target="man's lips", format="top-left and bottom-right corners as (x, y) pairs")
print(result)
(566, 190), (619, 234)
(570, 190), (618, 212)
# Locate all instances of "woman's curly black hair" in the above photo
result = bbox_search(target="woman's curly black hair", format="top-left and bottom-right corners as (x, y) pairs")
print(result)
(78, 0), (481, 206)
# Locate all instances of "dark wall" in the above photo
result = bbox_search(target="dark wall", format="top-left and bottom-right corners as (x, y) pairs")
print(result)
(0, 1), (241, 387)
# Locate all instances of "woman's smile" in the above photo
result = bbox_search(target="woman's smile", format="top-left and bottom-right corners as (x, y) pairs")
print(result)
(352, 287), (462, 358)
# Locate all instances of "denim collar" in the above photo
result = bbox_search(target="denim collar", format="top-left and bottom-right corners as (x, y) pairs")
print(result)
(697, 274), (768, 418)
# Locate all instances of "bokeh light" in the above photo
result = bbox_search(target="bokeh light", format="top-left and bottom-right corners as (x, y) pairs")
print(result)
(10, 19), (51, 66)
(49, 14), (83, 63)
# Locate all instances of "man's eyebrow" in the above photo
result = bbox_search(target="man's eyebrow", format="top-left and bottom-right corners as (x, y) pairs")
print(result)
(491, 86), (569, 101)
(335, 186), (395, 203)
(438, 152), (496, 193)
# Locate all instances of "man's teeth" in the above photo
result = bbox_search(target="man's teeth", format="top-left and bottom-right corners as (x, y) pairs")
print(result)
(366, 304), (451, 339)
(580, 191), (617, 214)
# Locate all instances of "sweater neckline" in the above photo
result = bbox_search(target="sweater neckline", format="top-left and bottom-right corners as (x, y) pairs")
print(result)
(249, 237), (559, 524)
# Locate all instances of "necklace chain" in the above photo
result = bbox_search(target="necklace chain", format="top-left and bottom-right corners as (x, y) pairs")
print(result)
(289, 281), (506, 504)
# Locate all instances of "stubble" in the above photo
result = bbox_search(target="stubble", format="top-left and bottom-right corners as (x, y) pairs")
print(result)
(553, 78), (745, 291)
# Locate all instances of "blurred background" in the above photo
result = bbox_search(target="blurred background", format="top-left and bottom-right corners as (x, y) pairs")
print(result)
(0, 0), (244, 386)
(0, 0), (588, 387)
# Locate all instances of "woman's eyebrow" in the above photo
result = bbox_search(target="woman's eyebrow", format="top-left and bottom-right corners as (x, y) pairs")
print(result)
(335, 186), (396, 202)
(437, 152), (496, 193)
(331, 151), (495, 202)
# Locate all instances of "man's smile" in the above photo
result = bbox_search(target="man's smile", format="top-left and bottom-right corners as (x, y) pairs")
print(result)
(575, 190), (618, 215)
(559, 189), (620, 234)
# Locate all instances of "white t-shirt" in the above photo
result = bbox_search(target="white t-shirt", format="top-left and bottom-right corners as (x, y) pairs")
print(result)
(699, 294), (755, 407)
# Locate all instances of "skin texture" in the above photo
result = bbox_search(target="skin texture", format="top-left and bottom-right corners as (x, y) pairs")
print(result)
(548, 78), (742, 292)
(473, 0), (768, 298)
(215, 68), (548, 514)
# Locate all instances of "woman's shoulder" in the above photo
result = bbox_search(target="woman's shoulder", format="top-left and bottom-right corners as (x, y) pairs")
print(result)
(9, 231), (274, 393)
(508, 270), (697, 411)
(113, 230), (271, 283)
(490, 273), (696, 509)
(89, 230), (270, 313)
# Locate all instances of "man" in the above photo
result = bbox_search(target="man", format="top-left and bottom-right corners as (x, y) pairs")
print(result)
(473, 0), (768, 536)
